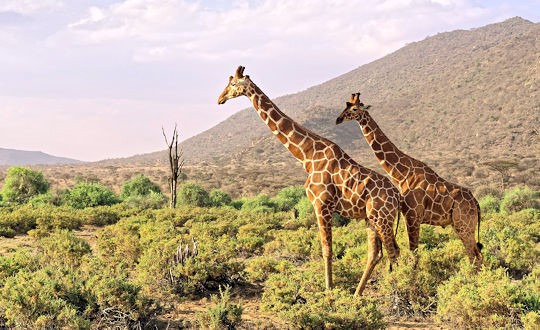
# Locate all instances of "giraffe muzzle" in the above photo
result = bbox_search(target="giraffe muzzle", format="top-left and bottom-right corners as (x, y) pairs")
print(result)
(217, 94), (227, 105)
(336, 117), (344, 125)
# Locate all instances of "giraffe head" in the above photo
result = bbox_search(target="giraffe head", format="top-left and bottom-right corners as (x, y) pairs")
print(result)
(217, 65), (251, 104)
(335, 93), (371, 125)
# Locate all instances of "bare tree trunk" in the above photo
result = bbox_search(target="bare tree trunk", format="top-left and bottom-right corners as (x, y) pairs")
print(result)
(163, 125), (184, 208)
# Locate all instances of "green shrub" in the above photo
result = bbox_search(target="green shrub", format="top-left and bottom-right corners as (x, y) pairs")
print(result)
(29, 206), (83, 238)
(272, 186), (305, 212)
(240, 194), (276, 213)
(120, 174), (161, 199)
(85, 269), (151, 328)
(230, 199), (244, 210)
(27, 192), (60, 206)
(178, 182), (211, 207)
(263, 227), (317, 261)
(64, 182), (119, 209)
(0, 205), (38, 234)
(1, 166), (50, 204)
(136, 220), (181, 293)
(479, 194), (500, 213)
(236, 222), (274, 256)
(517, 267), (540, 313)
(123, 191), (167, 209)
(244, 256), (280, 282)
(96, 218), (142, 269)
(523, 311), (540, 330)
(379, 241), (465, 317)
(170, 235), (243, 294)
(500, 187), (539, 214)
(437, 265), (525, 329)
(294, 197), (316, 227)
(482, 211), (539, 276)
(0, 226), (15, 238)
(419, 225), (451, 250)
(209, 189), (232, 207)
(262, 267), (384, 329)
(0, 266), (90, 329)
(80, 205), (121, 226)
(196, 286), (242, 329)
(38, 230), (91, 268)
(0, 250), (37, 282)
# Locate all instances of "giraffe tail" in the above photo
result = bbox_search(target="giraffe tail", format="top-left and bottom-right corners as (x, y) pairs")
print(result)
(394, 210), (401, 238)
(476, 199), (483, 251)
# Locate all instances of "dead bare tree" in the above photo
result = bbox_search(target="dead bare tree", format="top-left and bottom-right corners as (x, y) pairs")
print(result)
(163, 124), (184, 208)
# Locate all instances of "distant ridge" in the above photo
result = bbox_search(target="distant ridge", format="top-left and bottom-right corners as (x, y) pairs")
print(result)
(0, 148), (81, 166)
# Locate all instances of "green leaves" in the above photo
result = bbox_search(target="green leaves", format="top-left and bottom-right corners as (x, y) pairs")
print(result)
(1, 166), (50, 204)
(63, 182), (119, 209)
(120, 174), (161, 199)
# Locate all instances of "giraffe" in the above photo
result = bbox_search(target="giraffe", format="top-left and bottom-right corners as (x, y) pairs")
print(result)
(218, 66), (401, 296)
(335, 93), (483, 269)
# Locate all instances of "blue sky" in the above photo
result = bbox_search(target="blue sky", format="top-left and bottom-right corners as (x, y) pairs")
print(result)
(0, 0), (538, 161)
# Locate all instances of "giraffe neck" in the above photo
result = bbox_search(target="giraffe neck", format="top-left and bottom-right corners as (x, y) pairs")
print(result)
(358, 113), (410, 184)
(245, 81), (318, 167)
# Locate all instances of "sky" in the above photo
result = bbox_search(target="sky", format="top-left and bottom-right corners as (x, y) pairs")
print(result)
(0, 0), (538, 161)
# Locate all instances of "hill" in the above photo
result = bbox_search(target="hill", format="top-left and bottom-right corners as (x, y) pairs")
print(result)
(0, 148), (81, 166)
(30, 17), (540, 197)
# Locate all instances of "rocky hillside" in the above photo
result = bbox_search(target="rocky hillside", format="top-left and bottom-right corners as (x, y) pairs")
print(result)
(74, 17), (540, 196)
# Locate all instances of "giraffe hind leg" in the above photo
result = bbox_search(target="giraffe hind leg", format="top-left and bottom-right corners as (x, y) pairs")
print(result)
(454, 224), (483, 271)
(355, 227), (382, 296)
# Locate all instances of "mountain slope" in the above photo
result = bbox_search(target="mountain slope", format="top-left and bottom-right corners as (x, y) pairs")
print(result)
(106, 17), (540, 196)
(0, 148), (81, 166)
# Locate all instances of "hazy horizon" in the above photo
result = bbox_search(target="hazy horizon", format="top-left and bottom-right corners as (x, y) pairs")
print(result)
(1, 0), (539, 161)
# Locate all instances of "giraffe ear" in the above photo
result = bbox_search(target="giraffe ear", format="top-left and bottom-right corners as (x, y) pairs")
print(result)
(365, 105), (372, 110)
(346, 102), (352, 107)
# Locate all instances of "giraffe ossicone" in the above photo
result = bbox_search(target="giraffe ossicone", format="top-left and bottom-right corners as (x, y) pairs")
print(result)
(336, 92), (483, 269)
(218, 66), (402, 296)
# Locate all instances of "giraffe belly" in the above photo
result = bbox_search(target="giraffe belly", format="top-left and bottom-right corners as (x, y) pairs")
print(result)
(403, 190), (453, 227)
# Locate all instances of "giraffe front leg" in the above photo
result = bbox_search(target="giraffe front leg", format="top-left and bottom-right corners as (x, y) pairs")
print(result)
(405, 214), (421, 251)
(355, 227), (382, 296)
(314, 206), (333, 291)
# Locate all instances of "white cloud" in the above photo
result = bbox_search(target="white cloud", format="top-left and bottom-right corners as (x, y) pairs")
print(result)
(0, 0), (62, 14)
(55, 0), (492, 66)
(68, 6), (105, 28)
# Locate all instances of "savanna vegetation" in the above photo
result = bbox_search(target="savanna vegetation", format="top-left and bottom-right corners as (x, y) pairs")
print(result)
(0, 166), (538, 329)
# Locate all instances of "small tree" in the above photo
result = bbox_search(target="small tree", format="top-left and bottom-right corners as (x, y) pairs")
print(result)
(482, 160), (518, 190)
(63, 182), (119, 209)
(163, 124), (185, 208)
(273, 186), (306, 211)
(178, 182), (210, 207)
(1, 166), (50, 204)
(209, 189), (232, 207)
(121, 174), (161, 199)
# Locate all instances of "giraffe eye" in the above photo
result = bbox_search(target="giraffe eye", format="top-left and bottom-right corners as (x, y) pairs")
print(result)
(231, 82), (236, 87)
